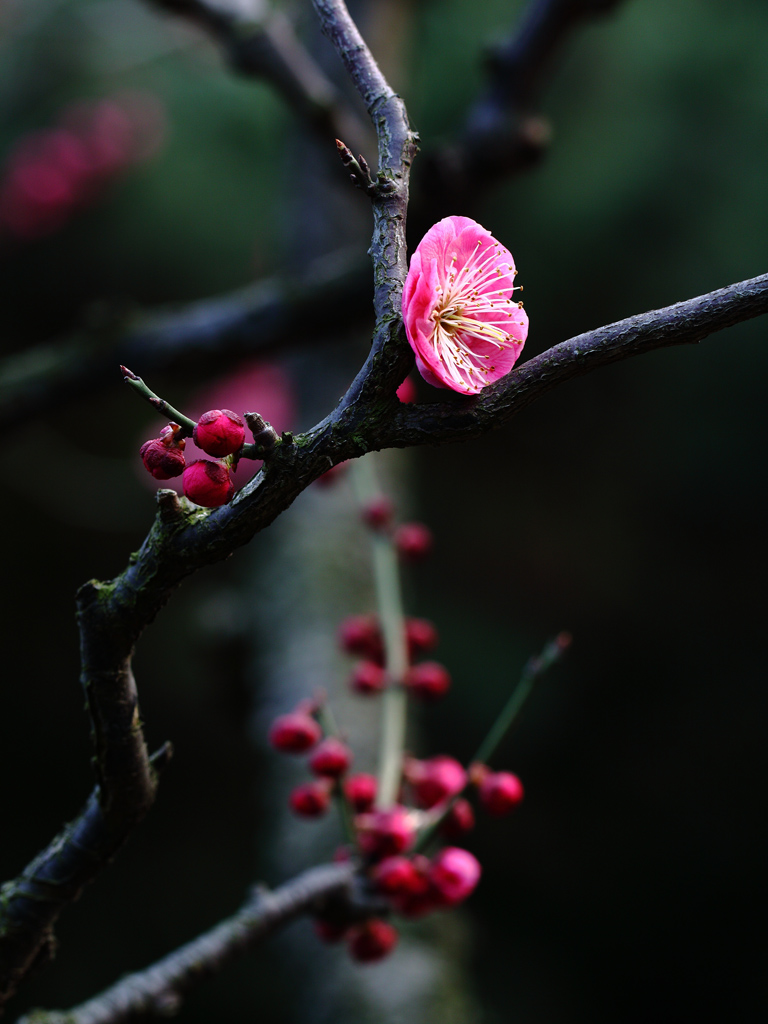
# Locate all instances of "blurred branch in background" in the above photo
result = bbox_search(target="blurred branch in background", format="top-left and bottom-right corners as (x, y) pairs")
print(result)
(144, 0), (369, 150)
(0, 0), (630, 427)
(418, 0), (627, 218)
(0, 249), (369, 431)
(17, 862), (358, 1024)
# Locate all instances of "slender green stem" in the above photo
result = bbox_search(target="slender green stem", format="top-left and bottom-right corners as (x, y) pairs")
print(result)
(413, 633), (570, 852)
(471, 633), (570, 767)
(351, 456), (409, 808)
(120, 365), (197, 436)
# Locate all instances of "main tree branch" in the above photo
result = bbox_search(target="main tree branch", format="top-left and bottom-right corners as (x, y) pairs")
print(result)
(381, 272), (768, 446)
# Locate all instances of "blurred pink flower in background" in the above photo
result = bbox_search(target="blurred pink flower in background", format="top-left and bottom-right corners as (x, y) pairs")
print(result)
(0, 91), (166, 240)
(138, 360), (296, 494)
(402, 215), (528, 395)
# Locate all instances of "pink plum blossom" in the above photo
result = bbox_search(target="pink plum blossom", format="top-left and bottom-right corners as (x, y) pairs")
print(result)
(402, 216), (528, 395)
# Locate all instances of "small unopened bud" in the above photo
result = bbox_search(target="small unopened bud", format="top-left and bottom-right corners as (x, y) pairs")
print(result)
(396, 376), (417, 404)
(289, 780), (331, 817)
(394, 522), (433, 561)
(182, 460), (234, 507)
(344, 773), (377, 812)
(404, 661), (451, 700)
(339, 615), (384, 662)
(139, 423), (186, 480)
(356, 806), (415, 860)
(372, 856), (421, 896)
(477, 771), (524, 816)
(439, 798), (476, 840)
(268, 712), (321, 754)
(193, 409), (245, 457)
(350, 660), (387, 695)
(347, 919), (398, 963)
(391, 855), (437, 918)
(405, 618), (438, 658)
(405, 755), (466, 809)
(309, 737), (353, 778)
(361, 496), (394, 531)
(429, 847), (481, 905)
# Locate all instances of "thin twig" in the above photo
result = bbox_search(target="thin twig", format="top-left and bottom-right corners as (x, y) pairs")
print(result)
(16, 862), (356, 1024)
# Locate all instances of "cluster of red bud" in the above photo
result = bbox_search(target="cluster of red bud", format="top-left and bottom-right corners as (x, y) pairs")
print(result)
(267, 508), (524, 964)
(139, 410), (244, 507)
(0, 92), (164, 240)
(265, 474), (526, 962)
(138, 407), (282, 508)
(268, 693), (524, 963)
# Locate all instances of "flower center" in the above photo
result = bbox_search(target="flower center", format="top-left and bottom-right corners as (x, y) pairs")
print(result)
(428, 240), (523, 391)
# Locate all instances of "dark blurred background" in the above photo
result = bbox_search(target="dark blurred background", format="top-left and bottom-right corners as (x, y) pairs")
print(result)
(1, 0), (766, 1021)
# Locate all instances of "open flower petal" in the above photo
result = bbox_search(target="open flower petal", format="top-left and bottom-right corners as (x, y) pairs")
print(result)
(402, 216), (528, 395)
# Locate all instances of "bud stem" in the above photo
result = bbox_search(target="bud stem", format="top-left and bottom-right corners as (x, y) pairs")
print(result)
(413, 633), (570, 853)
(471, 633), (570, 768)
(120, 366), (198, 436)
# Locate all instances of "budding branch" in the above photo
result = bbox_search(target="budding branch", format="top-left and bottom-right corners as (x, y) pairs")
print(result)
(1, 0), (767, 1018)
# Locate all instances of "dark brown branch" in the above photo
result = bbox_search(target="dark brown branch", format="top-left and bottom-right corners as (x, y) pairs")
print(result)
(144, 0), (368, 151)
(0, 746), (171, 1011)
(16, 862), (357, 1024)
(311, 0), (419, 417)
(381, 272), (768, 447)
(2, 266), (765, 1009)
(0, 251), (369, 433)
(3, 0), (765, 1011)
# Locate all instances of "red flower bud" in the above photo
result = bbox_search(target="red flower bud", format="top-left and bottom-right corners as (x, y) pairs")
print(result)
(405, 755), (466, 809)
(350, 660), (387, 695)
(361, 495), (395, 531)
(429, 847), (481, 905)
(391, 855), (438, 918)
(289, 780), (331, 817)
(268, 712), (321, 754)
(439, 798), (476, 840)
(396, 375), (417, 404)
(309, 737), (353, 778)
(405, 618), (438, 658)
(182, 459), (234, 507)
(394, 522), (433, 561)
(193, 408), (245, 457)
(356, 806), (416, 860)
(372, 856), (422, 896)
(338, 615), (384, 662)
(478, 771), (524, 816)
(139, 423), (186, 480)
(348, 919), (398, 963)
(344, 773), (377, 812)
(404, 661), (451, 700)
